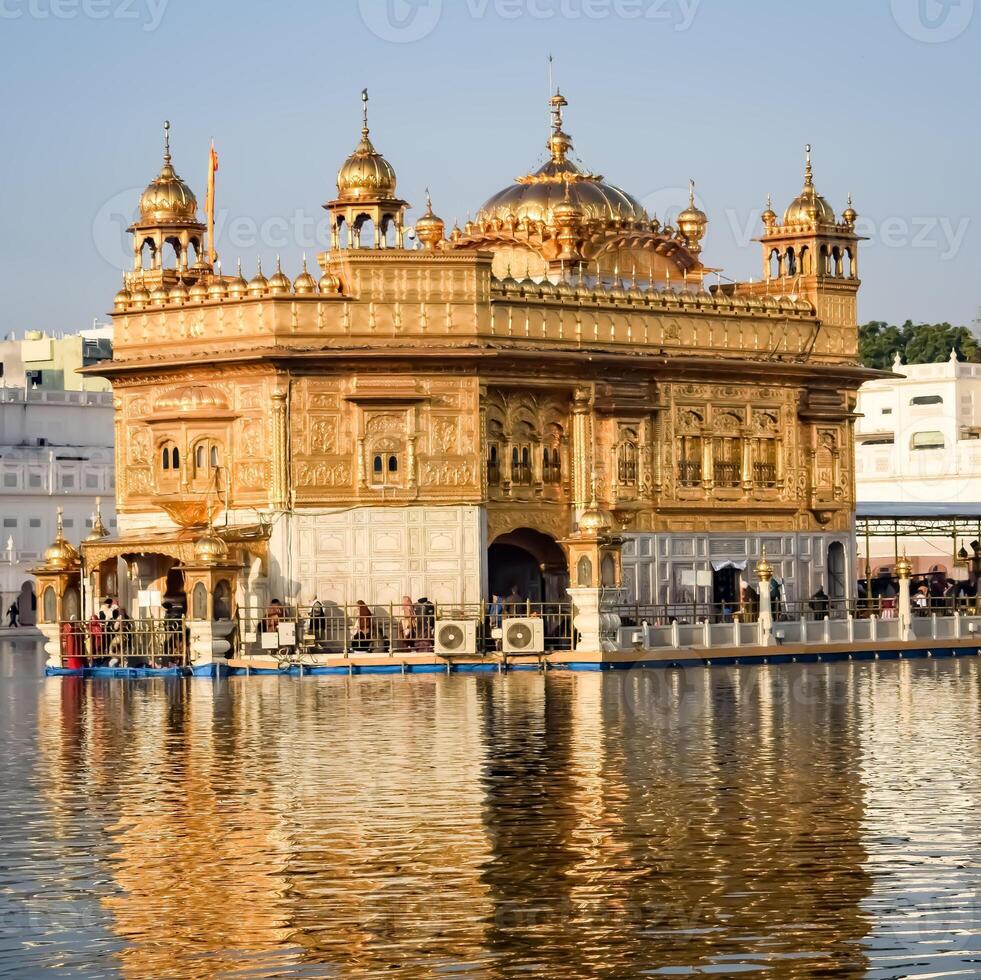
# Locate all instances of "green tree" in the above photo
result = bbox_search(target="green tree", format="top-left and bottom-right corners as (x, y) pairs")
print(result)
(858, 320), (980, 369)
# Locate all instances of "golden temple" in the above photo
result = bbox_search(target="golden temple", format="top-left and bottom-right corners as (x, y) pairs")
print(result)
(35, 87), (874, 643)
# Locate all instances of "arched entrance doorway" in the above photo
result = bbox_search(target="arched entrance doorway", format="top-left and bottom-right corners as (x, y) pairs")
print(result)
(488, 528), (569, 604)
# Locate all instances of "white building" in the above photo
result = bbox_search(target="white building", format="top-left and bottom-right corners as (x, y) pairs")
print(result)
(856, 350), (981, 576)
(0, 328), (115, 624)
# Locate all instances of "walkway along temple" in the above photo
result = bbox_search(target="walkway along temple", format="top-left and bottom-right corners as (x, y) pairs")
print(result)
(34, 91), (881, 670)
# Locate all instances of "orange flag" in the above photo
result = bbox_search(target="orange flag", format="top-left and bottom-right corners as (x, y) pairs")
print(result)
(206, 140), (219, 263)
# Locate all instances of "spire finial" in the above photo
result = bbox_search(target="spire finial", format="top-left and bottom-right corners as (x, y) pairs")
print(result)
(361, 88), (370, 136)
(804, 143), (813, 186)
(689, 177), (696, 206)
(163, 119), (171, 164)
(56, 506), (64, 538)
(425, 186), (433, 213)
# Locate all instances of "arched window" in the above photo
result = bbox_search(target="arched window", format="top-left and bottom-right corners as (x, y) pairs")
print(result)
(192, 582), (208, 620)
(42, 586), (56, 623)
(487, 444), (501, 485)
(679, 435), (702, 487)
(190, 439), (222, 490)
(617, 433), (638, 487)
(158, 441), (180, 489)
(543, 447), (561, 485)
(213, 580), (232, 621)
(369, 439), (404, 488)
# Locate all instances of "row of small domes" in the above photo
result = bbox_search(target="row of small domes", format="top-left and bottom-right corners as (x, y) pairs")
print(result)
(114, 259), (343, 310)
(493, 274), (813, 315)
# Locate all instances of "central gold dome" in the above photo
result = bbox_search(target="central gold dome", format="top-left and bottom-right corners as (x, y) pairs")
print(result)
(476, 92), (650, 230)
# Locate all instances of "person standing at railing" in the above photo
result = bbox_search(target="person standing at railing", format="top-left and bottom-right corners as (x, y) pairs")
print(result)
(809, 587), (830, 621)
(397, 596), (415, 651)
(263, 600), (283, 634)
(88, 612), (104, 659)
(352, 600), (373, 652)
(61, 617), (85, 670)
(487, 595), (504, 652)
(415, 597), (435, 651)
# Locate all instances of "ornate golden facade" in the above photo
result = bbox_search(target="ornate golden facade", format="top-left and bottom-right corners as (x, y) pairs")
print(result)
(80, 90), (872, 613)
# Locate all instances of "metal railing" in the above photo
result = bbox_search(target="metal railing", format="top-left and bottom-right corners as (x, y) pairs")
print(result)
(611, 598), (890, 626)
(235, 600), (575, 658)
(51, 616), (189, 667)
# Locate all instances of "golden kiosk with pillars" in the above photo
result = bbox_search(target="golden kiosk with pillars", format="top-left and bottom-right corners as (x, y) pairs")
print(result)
(563, 502), (625, 654)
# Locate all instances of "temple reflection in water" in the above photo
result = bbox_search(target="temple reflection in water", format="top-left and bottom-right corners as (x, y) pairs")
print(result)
(34, 669), (882, 977)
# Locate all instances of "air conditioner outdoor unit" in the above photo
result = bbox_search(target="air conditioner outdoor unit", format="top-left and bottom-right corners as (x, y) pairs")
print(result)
(435, 619), (479, 656)
(502, 617), (545, 655)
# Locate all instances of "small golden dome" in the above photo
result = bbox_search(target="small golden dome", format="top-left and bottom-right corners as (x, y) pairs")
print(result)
(207, 275), (228, 300)
(676, 180), (708, 248)
(113, 286), (131, 311)
(169, 282), (189, 303)
(228, 261), (249, 299)
(293, 257), (318, 294)
(138, 121), (198, 223)
(761, 194), (777, 229)
(150, 285), (170, 306)
(783, 145), (836, 226)
(745, 294), (764, 311)
(188, 280), (208, 303)
(755, 547), (774, 582)
(842, 193), (857, 228)
(130, 283), (150, 306)
(578, 501), (613, 535)
(43, 510), (80, 570)
(248, 261), (269, 297)
(267, 257), (291, 295)
(193, 525), (229, 564)
(85, 499), (110, 543)
(336, 90), (398, 201)
(415, 192), (446, 251)
(318, 267), (342, 295)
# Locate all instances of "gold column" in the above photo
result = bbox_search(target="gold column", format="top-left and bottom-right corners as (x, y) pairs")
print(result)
(270, 387), (289, 509)
(572, 387), (593, 510)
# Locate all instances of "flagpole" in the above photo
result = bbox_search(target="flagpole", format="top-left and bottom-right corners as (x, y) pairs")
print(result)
(207, 139), (218, 266)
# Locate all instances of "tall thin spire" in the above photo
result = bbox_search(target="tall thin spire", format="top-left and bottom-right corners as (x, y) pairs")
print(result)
(689, 177), (696, 206)
(163, 119), (171, 164)
(804, 143), (813, 186)
(361, 88), (370, 136)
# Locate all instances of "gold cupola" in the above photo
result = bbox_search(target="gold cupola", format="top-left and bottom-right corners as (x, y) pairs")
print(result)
(267, 257), (292, 295)
(336, 90), (398, 202)
(293, 256), (318, 294)
(42, 508), (80, 571)
(782, 145), (836, 227)
(126, 122), (208, 287)
(325, 90), (409, 251)
(138, 121), (198, 223)
(248, 259), (269, 297)
(228, 260), (249, 299)
(415, 191), (446, 251)
(676, 179), (708, 256)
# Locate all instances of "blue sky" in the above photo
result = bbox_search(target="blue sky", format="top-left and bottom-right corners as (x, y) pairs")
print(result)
(0, 0), (977, 335)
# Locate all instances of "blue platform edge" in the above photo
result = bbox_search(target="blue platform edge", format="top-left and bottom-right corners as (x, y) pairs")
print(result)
(43, 646), (981, 679)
